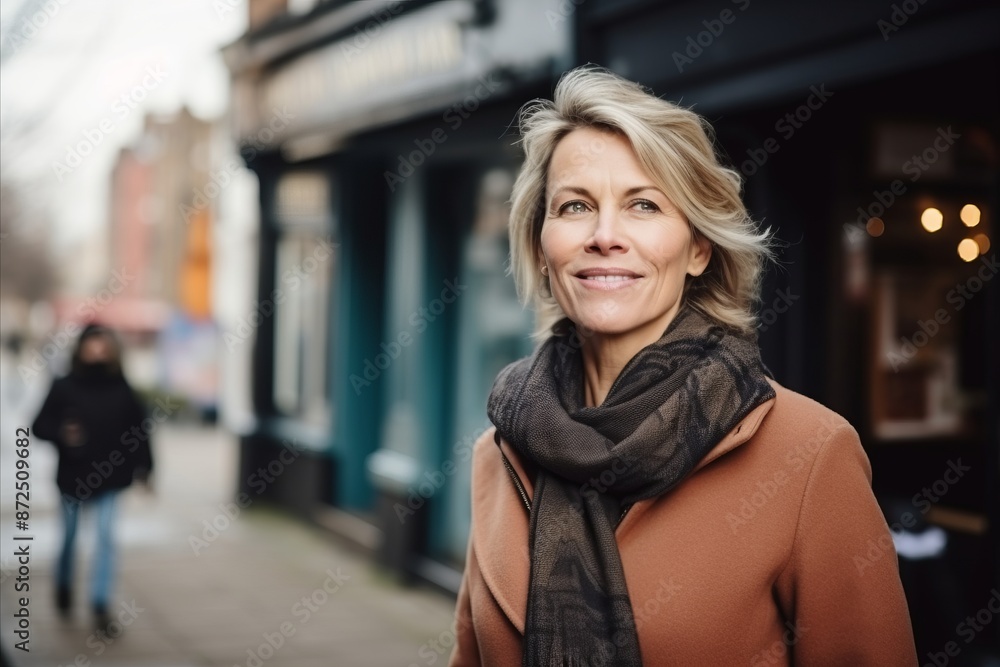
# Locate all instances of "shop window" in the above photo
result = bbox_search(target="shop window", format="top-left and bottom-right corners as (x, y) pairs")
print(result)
(379, 173), (426, 461)
(272, 172), (336, 429)
(442, 167), (535, 563)
(858, 122), (994, 442)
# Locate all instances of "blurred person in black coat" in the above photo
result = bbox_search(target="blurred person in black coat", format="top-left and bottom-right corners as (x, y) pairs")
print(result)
(32, 324), (152, 633)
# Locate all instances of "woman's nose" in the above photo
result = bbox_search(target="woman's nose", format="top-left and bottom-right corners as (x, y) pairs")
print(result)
(586, 211), (629, 255)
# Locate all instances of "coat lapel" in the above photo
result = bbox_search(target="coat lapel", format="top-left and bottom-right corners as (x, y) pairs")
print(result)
(691, 387), (776, 475)
(472, 429), (534, 633)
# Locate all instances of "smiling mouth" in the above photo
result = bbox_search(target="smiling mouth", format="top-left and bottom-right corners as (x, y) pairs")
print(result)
(580, 275), (635, 283)
(575, 267), (642, 279)
(574, 271), (642, 290)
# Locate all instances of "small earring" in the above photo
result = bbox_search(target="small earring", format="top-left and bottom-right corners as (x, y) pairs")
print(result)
(540, 265), (548, 276)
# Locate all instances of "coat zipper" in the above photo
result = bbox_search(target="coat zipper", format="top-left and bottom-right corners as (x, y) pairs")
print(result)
(617, 504), (632, 528)
(499, 449), (532, 516)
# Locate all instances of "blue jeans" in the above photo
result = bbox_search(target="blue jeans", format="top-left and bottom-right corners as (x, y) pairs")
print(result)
(57, 491), (118, 609)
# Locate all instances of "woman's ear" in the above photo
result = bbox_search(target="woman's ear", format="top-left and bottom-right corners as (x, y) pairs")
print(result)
(536, 246), (548, 277)
(686, 229), (712, 277)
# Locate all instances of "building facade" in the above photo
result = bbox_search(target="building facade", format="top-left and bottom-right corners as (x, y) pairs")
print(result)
(223, 0), (571, 589)
(225, 0), (998, 655)
(102, 109), (221, 408)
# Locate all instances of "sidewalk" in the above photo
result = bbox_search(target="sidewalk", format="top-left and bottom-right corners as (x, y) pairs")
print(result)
(0, 422), (458, 667)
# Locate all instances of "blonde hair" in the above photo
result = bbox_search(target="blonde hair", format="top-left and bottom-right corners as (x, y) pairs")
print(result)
(508, 65), (775, 339)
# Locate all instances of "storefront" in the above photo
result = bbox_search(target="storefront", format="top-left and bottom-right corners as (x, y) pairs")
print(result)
(574, 0), (999, 657)
(223, 0), (569, 587)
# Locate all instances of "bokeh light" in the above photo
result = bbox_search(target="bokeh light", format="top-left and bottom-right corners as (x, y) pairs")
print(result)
(957, 238), (979, 262)
(960, 204), (981, 227)
(921, 208), (943, 232)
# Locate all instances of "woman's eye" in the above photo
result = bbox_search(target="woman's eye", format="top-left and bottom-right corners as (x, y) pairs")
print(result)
(632, 199), (659, 213)
(559, 201), (589, 214)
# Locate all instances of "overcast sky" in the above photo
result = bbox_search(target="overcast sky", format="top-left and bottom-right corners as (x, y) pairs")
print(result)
(0, 0), (246, 252)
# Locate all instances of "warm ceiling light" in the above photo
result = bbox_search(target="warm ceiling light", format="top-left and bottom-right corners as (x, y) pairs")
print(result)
(973, 233), (990, 254)
(866, 217), (884, 237)
(960, 204), (981, 227)
(957, 239), (979, 262)
(921, 208), (943, 232)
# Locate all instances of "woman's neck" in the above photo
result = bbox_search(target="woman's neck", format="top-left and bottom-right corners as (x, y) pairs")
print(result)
(579, 303), (683, 407)
(580, 337), (638, 407)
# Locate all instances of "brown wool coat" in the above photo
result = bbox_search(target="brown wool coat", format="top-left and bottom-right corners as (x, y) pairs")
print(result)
(448, 378), (918, 666)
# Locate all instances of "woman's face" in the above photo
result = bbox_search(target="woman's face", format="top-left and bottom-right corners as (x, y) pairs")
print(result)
(79, 333), (113, 364)
(540, 127), (711, 340)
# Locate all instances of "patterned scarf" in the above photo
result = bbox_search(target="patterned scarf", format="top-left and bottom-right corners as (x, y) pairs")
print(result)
(487, 304), (775, 666)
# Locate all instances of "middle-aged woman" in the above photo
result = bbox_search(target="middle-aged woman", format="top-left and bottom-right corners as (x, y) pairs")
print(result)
(448, 67), (917, 666)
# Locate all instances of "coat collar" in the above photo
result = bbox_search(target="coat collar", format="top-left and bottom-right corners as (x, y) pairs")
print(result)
(690, 383), (777, 475)
(471, 381), (777, 634)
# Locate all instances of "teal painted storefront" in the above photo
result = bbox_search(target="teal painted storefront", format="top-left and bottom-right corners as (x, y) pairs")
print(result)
(240, 144), (538, 572)
(363, 158), (535, 567)
(225, 0), (569, 584)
